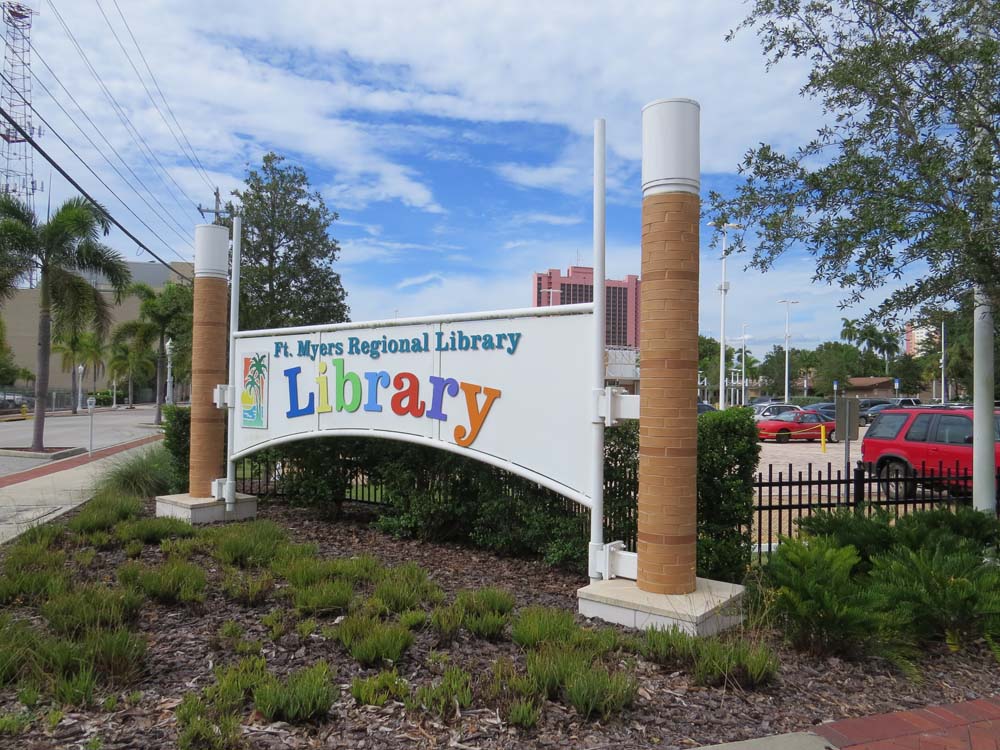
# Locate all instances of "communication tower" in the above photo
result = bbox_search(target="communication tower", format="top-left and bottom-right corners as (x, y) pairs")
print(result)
(1, 1), (43, 210)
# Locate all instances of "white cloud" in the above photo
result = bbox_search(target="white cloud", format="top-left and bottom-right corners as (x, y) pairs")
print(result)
(396, 272), (445, 290)
(512, 212), (583, 227)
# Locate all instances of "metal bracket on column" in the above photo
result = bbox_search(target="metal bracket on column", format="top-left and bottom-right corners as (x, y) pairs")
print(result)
(593, 540), (638, 580)
(595, 387), (640, 426)
(213, 384), (235, 410)
(210, 478), (226, 500)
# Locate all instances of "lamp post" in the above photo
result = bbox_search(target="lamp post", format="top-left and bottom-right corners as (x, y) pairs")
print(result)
(77, 364), (84, 412)
(736, 324), (751, 405)
(778, 299), (799, 404)
(165, 339), (174, 405)
(707, 222), (742, 409)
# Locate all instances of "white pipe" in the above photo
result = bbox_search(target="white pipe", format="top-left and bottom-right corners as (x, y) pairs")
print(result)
(940, 321), (947, 403)
(589, 118), (606, 580)
(972, 285), (995, 513)
(719, 244), (727, 409)
(225, 215), (242, 513)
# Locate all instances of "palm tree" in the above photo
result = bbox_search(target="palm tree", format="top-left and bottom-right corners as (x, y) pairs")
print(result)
(0, 195), (130, 450)
(78, 331), (107, 401)
(108, 338), (155, 410)
(840, 317), (860, 344)
(52, 330), (86, 415)
(114, 281), (191, 424)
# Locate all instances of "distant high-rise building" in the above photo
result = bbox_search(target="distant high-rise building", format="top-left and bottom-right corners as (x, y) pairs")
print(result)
(532, 266), (641, 347)
(904, 322), (935, 356)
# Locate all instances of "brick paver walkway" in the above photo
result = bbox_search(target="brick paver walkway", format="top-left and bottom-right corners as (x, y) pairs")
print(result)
(0, 434), (162, 490)
(814, 698), (1000, 750)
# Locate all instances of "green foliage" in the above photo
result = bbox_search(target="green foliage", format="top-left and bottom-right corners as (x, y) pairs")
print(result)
(160, 537), (206, 560)
(465, 611), (507, 641)
(0, 616), (39, 686)
(83, 629), (146, 685)
(73, 548), (96, 567)
(222, 569), (273, 606)
(219, 621), (243, 641)
(116, 517), (195, 545)
(261, 609), (287, 640)
(296, 618), (317, 639)
(205, 656), (267, 716)
(333, 614), (377, 651)
(253, 661), (337, 723)
(565, 666), (637, 720)
(348, 622), (414, 666)
(409, 666), (472, 720)
(53, 664), (97, 707)
(161, 406), (190, 494)
(277, 440), (352, 515)
(118, 560), (206, 604)
(373, 562), (442, 612)
(455, 587), (515, 617)
(41, 586), (142, 636)
(399, 609), (427, 630)
(351, 670), (409, 706)
(0, 538), (69, 605)
(0, 711), (30, 735)
(691, 639), (779, 689)
(642, 626), (697, 669)
(208, 520), (288, 568)
(124, 540), (144, 559)
(18, 523), (64, 549)
(430, 605), (463, 643)
(17, 683), (40, 709)
(526, 645), (590, 699)
(895, 507), (1000, 553)
(506, 698), (541, 728)
(292, 580), (353, 616)
(511, 607), (578, 649)
(797, 507), (898, 571)
(94, 447), (173, 498)
(272, 556), (339, 588)
(697, 409), (759, 582)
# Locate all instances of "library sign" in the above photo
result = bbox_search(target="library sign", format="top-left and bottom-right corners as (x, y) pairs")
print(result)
(230, 306), (595, 506)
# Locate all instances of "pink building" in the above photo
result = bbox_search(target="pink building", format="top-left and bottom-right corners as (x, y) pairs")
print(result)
(532, 266), (641, 347)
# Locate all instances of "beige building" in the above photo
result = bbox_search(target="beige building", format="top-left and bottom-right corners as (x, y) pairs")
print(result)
(2, 261), (193, 393)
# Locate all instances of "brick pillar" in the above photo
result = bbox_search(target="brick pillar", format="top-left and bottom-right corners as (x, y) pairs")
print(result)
(637, 99), (700, 595)
(188, 224), (230, 498)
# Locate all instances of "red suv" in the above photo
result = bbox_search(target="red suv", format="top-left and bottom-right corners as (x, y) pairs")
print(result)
(861, 407), (1000, 496)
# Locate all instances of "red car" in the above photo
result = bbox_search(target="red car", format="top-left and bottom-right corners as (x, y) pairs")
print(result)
(757, 410), (838, 443)
(861, 407), (1000, 495)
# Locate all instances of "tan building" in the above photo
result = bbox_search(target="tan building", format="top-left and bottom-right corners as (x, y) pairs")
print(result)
(2, 261), (193, 393)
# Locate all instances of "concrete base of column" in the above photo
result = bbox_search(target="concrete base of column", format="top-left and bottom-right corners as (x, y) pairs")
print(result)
(155, 492), (257, 525)
(577, 577), (743, 636)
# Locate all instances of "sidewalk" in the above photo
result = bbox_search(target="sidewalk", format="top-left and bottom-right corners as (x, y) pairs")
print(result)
(0, 434), (163, 544)
(703, 697), (1000, 750)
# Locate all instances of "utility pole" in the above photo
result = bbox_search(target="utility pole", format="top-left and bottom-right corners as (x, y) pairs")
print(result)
(778, 299), (799, 404)
(940, 321), (947, 403)
(708, 222), (741, 409)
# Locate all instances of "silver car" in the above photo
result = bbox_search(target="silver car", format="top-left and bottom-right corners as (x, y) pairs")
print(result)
(752, 403), (803, 422)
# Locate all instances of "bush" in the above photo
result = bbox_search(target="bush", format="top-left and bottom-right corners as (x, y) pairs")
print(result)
(408, 666), (472, 720)
(162, 406), (191, 494)
(118, 560), (206, 604)
(94, 446), (173, 498)
(512, 607), (578, 649)
(278, 440), (354, 516)
(351, 670), (409, 706)
(116, 517), (195, 545)
(696, 409), (759, 582)
(253, 662), (337, 723)
(796, 507), (898, 571)
(895, 506), (1000, 553)
(208, 521), (287, 568)
(41, 586), (142, 636)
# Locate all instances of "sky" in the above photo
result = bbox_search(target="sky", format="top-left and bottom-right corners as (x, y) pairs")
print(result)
(14, 0), (906, 357)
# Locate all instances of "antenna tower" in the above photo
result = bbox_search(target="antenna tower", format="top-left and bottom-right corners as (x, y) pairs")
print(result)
(1, 1), (43, 210)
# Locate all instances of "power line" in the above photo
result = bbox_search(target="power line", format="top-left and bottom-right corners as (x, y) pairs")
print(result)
(95, 0), (214, 191)
(0, 98), (193, 281)
(29, 45), (194, 247)
(44, 0), (202, 218)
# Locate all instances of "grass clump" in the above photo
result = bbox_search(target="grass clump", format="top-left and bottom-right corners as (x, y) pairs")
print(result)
(204, 656), (267, 716)
(94, 446), (173, 498)
(18, 523), (64, 549)
(41, 586), (142, 636)
(118, 560), (206, 605)
(399, 610), (428, 630)
(253, 661), (337, 723)
(512, 606), (578, 649)
(160, 537), (207, 560)
(175, 692), (241, 750)
(642, 626), (697, 668)
(456, 587), (515, 616)
(292, 580), (353, 616)
(408, 666), (472, 720)
(0, 711), (30, 735)
(68, 493), (142, 535)
(507, 698), (541, 728)
(17, 683), (40, 709)
(222, 569), (273, 606)
(351, 670), (409, 706)
(565, 667), (636, 720)
(430, 604), (464, 644)
(692, 639), (779, 689)
(124, 540), (144, 559)
(526, 645), (590, 699)
(296, 619), (317, 639)
(0, 541), (68, 605)
(373, 563), (442, 612)
(348, 622), (414, 666)
(261, 609), (287, 640)
(116, 517), (195, 545)
(53, 664), (98, 707)
(83, 629), (146, 685)
(465, 611), (507, 641)
(218, 621), (244, 641)
(329, 554), (382, 583)
(208, 521), (287, 568)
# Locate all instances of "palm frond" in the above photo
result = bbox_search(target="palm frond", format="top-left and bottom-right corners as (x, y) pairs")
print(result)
(75, 239), (130, 302)
(0, 193), (37, 228)
(47, 267), (113, 338)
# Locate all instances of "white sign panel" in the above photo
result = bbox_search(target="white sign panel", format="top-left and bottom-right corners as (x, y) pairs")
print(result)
(231, 306), (595, 504)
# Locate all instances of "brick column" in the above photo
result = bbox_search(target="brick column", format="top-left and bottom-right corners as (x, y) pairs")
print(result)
(637, 99), (700, 595)
(188, 224), (230, 498)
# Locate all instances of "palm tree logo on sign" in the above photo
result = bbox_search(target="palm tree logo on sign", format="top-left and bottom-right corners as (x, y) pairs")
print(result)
(241, 353), (268, 429)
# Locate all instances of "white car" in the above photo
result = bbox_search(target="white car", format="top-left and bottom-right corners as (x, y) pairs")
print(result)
(752, 403), (803, 422)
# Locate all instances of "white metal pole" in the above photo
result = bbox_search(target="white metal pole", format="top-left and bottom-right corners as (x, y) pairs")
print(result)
(77, 364), (84, 412)
(972, 286), (995, 513)
(588, 119), (606, 580)
(224, 215), (242, 513)
(783, 304), (790, 403)
(719, 233), (727, 409)
(940, 321), (947, 403)
(741, 324), (748, 406)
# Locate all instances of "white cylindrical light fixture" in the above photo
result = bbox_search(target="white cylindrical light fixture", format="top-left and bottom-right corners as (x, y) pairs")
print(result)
(641, 98), (700, 198)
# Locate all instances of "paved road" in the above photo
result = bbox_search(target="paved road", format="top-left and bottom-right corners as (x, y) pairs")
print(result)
(757, 424), (867, 478)
(0, 406), (163, 477)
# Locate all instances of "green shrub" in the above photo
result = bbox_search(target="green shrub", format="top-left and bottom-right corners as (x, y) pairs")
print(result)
(641, 626), (697, 668)
(351, 670), (409, 706)
(296, 618), (317, 639)
(124, 540), (144, 559)
(455, 587), (515, 616)
(219, 620), (244, 641)
(118, 560), (206, 604)
(465, 611), (507, 640)
(373, 563), (442, 612)
(399, 610), (428, 630)
(0, 616), (40, 686)
(261, 609), (287, 640)
(160, 537), (206, 560)
(526, 645), (590, 699)
(0, 711), (30, 735)
(796, 507), (897, 571)
(329, 555), (382, 583)
(53, 664), (97, 707)
(691, 639), (779, 689)
(222, 569), (274, 606)
(349, 623), (414, 666)
(408, 666), (472, 719)
(94, 446), (173, 498)
(867, 544), (1000, 649)
(507, 698), (541, 728)
(84, 629), (146, 685)
(430, 605), (464, 644)
(69, 494), (142, 535)
(17, 523), (64, 549)
(292, 580), (353, 616)
(565, 666), (636, 720)
(162, 406), (191, 494)
(208, 521), (287, 568)
(272, 556), (339, 588)
(205, 656), (267, 716)
(17, 683), (40, 709)
(512, 607), (578, 649)
(42, 586), (142, 636)
(116, 517), (195, 545)
(895, 506), (1000, 553)
(253, 662), (337, 723)
(277, 440), (352, 516)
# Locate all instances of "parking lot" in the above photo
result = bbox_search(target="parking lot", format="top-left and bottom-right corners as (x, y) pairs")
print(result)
(757, 424), (867, 477)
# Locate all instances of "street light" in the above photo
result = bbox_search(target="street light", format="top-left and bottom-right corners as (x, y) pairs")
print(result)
(165, 339), (174, 405)
(778, 299), (799, 404)
(539, 288), (562, 305)
(708, 221), (742, 409)
(77, 364), (84, 412)
(735, 324), (752, 405)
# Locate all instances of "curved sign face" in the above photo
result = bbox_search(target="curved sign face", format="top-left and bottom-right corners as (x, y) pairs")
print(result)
(231, 305), (595, 506)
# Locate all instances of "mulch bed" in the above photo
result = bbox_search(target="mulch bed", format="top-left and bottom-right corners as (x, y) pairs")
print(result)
(1, 498), (998, 750)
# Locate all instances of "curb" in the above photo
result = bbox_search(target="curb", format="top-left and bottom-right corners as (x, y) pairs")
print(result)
(0, 434), (164, 489)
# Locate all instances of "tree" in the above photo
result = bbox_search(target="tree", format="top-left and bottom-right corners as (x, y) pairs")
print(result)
(52, 331), (86, 414)
(811, 341), (864, 395)
(227, 153), (349, 330)
(0, 319), (17, 386)
(114, 282), (192, 425)
(108, 338), (155, 410)
(893, 354), (925, 395)
(710, 1), (999, 321)
(0, 194), (130, 448)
